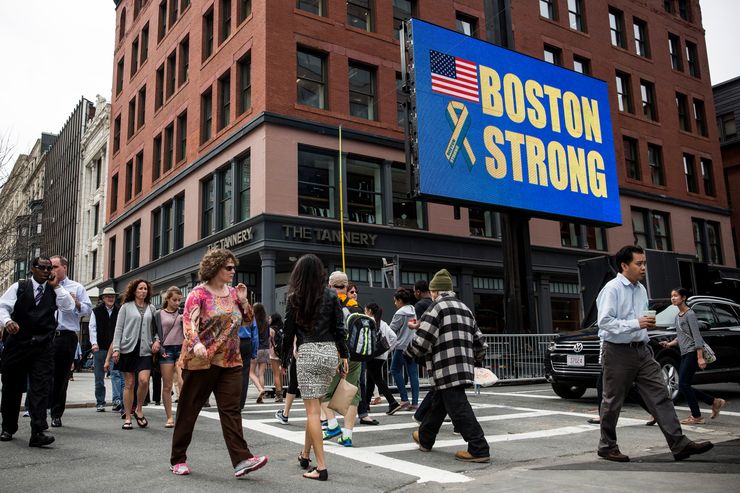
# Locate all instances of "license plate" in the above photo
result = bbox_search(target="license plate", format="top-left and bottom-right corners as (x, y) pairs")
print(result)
(567, 355), (585, 367)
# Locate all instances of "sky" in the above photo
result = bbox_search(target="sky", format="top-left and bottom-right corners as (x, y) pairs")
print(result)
(1, 0), (739, 169)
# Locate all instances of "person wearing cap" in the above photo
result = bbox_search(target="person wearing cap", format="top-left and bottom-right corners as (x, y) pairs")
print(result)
(90, 287), (122, 412)
(405, 268), (490, 463)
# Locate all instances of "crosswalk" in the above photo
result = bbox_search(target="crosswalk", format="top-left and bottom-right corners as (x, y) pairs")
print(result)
(192, 391), (661, 484)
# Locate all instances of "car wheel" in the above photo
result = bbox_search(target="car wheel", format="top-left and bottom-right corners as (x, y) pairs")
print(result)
(551, 383), (587, 399)
(657, 356), (680, 402)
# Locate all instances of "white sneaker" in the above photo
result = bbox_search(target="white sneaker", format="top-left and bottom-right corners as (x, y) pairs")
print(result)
(234, 455), (268, 477)
(274, 409), (289, 425)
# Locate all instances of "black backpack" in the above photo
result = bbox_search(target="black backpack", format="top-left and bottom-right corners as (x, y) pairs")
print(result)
(345, 311), (389, 362)
(271, 324), (285, 361)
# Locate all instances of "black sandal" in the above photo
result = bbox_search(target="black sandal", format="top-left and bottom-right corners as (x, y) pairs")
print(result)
(122, 421), (133, 430)
(134, 413), (148, 428)
(298, 452), (311, 469)
(303, 467), (328, 481)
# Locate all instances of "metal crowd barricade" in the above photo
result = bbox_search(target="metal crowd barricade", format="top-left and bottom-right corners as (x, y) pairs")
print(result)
(260, 333), (555, 390)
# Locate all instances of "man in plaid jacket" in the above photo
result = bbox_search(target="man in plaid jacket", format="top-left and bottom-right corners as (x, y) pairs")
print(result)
(405, 269), (490, 462)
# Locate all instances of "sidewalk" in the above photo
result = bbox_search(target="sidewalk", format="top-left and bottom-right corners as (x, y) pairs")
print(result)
(65, 370), (104, 408)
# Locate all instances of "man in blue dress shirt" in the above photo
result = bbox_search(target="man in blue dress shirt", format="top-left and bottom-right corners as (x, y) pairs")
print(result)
(596, 245), (713, 462)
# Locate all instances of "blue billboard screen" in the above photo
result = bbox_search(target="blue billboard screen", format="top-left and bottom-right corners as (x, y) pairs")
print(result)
(409, 19), (621, 225)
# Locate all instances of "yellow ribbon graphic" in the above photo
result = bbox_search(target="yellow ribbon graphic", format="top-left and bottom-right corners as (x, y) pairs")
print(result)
(444, 101), (476, 170)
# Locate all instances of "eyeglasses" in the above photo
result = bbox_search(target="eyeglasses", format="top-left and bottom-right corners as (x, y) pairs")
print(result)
(33, 265), (53, 271)
(349, 290), (357, 295)
(223, 265), (236, 272)
(333, 285), (346, 290)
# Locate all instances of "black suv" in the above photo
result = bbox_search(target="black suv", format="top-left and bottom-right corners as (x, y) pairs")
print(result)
(544, 296), (740, 400)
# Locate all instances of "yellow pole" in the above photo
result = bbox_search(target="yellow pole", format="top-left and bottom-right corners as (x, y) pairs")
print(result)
(338, 125), (346, 272)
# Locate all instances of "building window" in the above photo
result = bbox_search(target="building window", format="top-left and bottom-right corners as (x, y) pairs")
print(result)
(297, 48), (326, 109)
(218, 71), (231, 130)
(238, 0), (251, 23)
(125, 159), (133, 201)
(632, 208), (671, 251)
(131, 37), (140, 76)
(718, 113), (737, 142)
(155, 64), (164, 109)
(456, 13), (477, 36)
(347, 0), (372, 32)
(237, 153), (250, 221)
(108, 236), (116, 277)
(701, 158), (715, 197)
(298, 147), (336, 218)
(162, 200), (174, 256)
(178, 35), (189, 86)
(237, 53), (251, 115)
(176, 111), (187, 163)
(544, 45), (562, 66)
(93, 204), (99, 235)
(95, 158), (102, 188)
(683, 153), (698, 193)
(164, 123), (174, 171)
(664, 0), (674, 13)
(113, 115), (121, 153)
(166, 50), (176, 98)
(127, 97), (136, 138)
(676, 92), (690, 131)
(647, 143), (664, 186)
(540, 0), (556, 20)
(347, 157), (382, 224)
(348, 62), (376, 120)
(633, 18), (649, 57)
(685, 41), (699, 77)
(110, 174), (119, 213)
(678, 0), (691, 21)
(640, 80), (657, 121)
(396, 72), (405, 127)
(168, 0), (179, 28)
(140, 23), (149, 64)
(137, 85), (147, 128)
(116, 57), (125, 95)
(158, 1), (167, 41)
(201, 177), (215, 237)
(220, 0), (232, 43)
(181, 0), (191, 12)
(573, 55), (591, 75)
(560, 222), (607, 250)
(124, 221), (141, 272)
(203, 8), (214, 60)
(135, 151), (143, 195)
(669, 33), (682, 70)
(201, 88), (213, 143)
(119, 8), (127, 42)
(153, 133), (162, 180)
(609, 8), (625, 48)
(91, 250), (98, 280)
(392, 162), (424, 229)
(567, 0), (585, 32)
(174, 193), (185, 249)
(693, 99), (707, 136)
(693, 219), (722, 264)
(470, 208), (500, 238)
(297, 0), (324, 16)
(152, 208), (162, 260)
(615, 72), (632, 113)
(623, 136), (640, 180)
(219, 166), (233, 230)
(393, 0), (414, 39)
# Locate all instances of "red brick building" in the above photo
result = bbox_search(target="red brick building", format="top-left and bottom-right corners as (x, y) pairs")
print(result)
(106, 0), (735, 333)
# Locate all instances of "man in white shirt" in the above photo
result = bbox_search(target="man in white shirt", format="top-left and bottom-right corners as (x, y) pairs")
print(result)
(89, 287), (121, 412)
(48, 255), (92, 427)
(0, 256), (75, 447)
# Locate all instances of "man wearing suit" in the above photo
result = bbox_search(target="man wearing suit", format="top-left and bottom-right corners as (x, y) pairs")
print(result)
(0, 256), (75, 447)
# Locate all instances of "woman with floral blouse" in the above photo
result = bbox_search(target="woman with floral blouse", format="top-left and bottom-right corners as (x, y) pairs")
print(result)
(169, 248), (268, 478)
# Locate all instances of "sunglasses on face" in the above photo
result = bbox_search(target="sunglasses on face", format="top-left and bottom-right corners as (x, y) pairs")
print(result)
(349, 290), (357, 294)
(223, 265), (236, 272)
(33, 265), (53, 271)
(333, 285), (346, 290)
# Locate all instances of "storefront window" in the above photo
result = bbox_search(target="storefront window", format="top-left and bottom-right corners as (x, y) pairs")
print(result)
(392, 163), (424, 229)
(347, 157), (382, 224)
(474, 292), (504, 334)
(298, 148), (336, 218)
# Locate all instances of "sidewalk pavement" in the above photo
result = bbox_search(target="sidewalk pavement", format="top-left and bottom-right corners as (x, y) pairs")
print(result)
(66, 370), (106, 408)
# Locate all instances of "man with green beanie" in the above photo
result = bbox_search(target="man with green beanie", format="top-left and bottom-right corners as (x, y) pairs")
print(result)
(405, 269), (490, 462)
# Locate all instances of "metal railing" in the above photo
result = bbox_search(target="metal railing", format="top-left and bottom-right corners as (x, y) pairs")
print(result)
(258, 334), (555, 389)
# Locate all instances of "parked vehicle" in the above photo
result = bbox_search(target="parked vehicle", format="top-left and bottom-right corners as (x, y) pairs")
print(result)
(544, 296), (740, 400)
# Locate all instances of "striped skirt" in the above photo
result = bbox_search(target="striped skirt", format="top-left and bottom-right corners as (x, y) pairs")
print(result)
(296, 342), (339, 399)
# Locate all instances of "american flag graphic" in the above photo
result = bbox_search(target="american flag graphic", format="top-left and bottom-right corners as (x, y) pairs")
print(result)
(430, 50), (479, 103)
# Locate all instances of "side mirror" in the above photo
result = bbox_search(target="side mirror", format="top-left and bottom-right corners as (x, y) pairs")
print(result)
(698, 321), (710, 331)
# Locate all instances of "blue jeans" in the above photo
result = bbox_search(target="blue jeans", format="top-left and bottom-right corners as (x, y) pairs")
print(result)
(678, 352), (715, 417)
(110, 359), (123, 405)
(391, 350), (419, 405)
(93, 349), (108, 407)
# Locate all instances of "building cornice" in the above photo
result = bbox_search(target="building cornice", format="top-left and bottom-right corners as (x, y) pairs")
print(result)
(619, 187), (731, 215)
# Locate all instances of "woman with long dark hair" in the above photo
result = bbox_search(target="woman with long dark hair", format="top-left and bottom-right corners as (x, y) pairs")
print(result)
(249, 303), (270, 403)
(282, 254), (348, 481)
(660, 287), (726, 424)
(112, 279), (160, 430)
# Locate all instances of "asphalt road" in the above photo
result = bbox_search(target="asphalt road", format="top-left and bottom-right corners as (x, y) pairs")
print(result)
(1, 380), (738, 492)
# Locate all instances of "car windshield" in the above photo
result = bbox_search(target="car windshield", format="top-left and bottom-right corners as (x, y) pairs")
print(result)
(655, 304), (679, 328)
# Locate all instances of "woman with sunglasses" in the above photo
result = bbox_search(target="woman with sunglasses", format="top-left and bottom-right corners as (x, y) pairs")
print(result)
(169, 248), (268, 478)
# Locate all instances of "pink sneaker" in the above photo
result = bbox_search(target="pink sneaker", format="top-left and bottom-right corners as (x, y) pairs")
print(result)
(170, 463), (191, 475)
(234, 455), (269, 477)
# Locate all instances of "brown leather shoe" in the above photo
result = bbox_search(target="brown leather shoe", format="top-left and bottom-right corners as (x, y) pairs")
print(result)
(454, 450), (491, 463)
(711, 398), (726, 419)
(597, 449), (630, 462)
(411, 431), (431, 452)
(673, 440), (714, 461)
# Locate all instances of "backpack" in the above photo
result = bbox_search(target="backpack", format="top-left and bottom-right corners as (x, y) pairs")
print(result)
(271, 324), (285, 360)
(345, 312), (389, 362)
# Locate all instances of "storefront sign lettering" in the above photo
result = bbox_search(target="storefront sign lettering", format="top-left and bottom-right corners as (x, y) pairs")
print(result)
(208, 227), (253, 250)
(282, 225), (377, 247)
